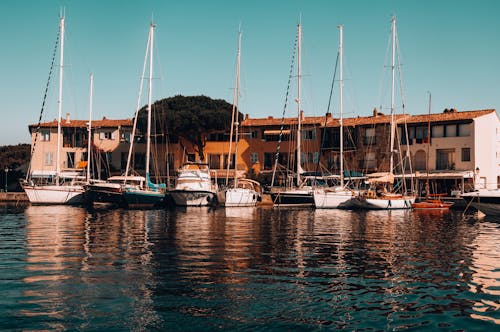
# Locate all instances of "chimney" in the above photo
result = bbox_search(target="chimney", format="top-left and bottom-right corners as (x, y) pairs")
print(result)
(245, 113), (249, 120)
(325, 112), (332, 119)
(373, 107), (378, 117)
(65, 113), (70, 124)
(300, 110), (305, 121)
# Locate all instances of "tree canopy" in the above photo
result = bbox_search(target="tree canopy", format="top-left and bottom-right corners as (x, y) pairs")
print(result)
(137, 95), (241, 160)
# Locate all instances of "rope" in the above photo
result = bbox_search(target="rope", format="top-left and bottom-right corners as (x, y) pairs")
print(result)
(26, 28), (60, 180)
(315, 50), (339, 175)
(271, 33), (298, 187)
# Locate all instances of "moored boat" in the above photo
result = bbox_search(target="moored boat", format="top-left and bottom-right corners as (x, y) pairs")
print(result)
(461, 189), (500, 216)
(170, 162), (217, 206)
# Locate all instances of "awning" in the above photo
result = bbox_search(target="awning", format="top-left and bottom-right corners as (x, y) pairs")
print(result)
(263, 129), (291, 135)
(366, 172), (394, 184)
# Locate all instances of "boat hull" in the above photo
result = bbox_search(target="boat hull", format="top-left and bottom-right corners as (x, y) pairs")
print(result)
(123, 189), (165, 208)
(170, 190), (217, 207)
(270, 189), (314, 207)
(219, 188), (259, 207)
(352, 195), (415, 210)
(461, 190), (500, 215)
(313, 189), (355, 209)
(23, 185), (84, 205)
(411, 199), (453, 210)
(85, 183), (125, 207)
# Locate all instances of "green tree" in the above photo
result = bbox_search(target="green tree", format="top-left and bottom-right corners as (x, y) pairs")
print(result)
(137, 95), (240, 161)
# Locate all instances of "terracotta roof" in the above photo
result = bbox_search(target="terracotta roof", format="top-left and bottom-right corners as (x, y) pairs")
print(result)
(403, 109), (496, 124)
(29, 118), (133, 129)
(242, 109), (496, 128)
(241, 115), (328, 127)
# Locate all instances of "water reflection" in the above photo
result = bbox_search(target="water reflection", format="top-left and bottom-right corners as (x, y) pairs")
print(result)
(1, 206), (496, 329)
(21, 206), (162, 330)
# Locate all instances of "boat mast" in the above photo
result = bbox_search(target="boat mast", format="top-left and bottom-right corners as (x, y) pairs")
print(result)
(225, 28), (241, 187)
(389, 16), (396, 177)
(56, 14), (65, 184)
(426, 92), (431, 196)
(145, 22), (154, 189)
(124, 25), (150, 181)
(338, 25), (344, 187)
(296, 21), (303, 186)
(87, 73), (93, 183)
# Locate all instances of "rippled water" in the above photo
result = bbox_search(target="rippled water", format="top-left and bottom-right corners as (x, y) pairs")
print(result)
(0, 205), (498, 330)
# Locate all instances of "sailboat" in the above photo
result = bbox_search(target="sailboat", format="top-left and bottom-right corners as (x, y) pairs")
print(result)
(313, 25), (356, 209)
(269, 21), (315, 207)
(217, 29), (261, 207)
(411, 93), (453, 210)
(352, 17), (416, 210)
(122, 22), (166, 208)
(21, 15), (85, 205)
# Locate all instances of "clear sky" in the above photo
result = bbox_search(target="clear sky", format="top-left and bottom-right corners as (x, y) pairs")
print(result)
(1, 0), (499, 145)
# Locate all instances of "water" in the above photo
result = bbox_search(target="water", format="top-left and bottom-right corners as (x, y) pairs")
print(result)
(0, 205), (498, 331)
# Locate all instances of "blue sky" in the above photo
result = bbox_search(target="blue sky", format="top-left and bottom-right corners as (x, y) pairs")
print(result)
(1, 0), (499, 145)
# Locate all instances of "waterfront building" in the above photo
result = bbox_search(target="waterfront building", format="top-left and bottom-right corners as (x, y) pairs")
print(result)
(28, 108), (500, 194)
(240, 108), (500, 194)
(28, 114), (133, 180)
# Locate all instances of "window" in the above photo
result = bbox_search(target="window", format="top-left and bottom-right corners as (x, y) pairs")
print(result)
(364, 128), (376, 145)
(432, 125), (444, 138)
(120, 131), (131, 142)
(187, 154), (196, 162)
(66, 152), (75, 168)
(365, 152), (376, 169)
(44, 152), (54, 166)
(461, 148), (471, 162)
(209, 154), (221, 170)
(223, 154), (235, 169)
(99, 131), (115, 140)
(303, 129), (316, 140)
(436, 149), (455, 170)
(313, 152), (319, 164)
(41, 130), (50, 142)
(251, 130), (259, 139)
(250, 152), (259, 164)
(301, 152), (314, 165)
(445, 125), (456, 137)
(458, 123), (471, 137)
(415, 126), (427, 139)
(264, 153), (274, 170)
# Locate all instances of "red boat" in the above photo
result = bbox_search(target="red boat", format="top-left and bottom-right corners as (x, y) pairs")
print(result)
(411, 194), (454, 210)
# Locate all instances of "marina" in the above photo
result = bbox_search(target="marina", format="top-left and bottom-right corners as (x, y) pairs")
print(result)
(1, 2), (500, 330)
(0, 205), (498, 330)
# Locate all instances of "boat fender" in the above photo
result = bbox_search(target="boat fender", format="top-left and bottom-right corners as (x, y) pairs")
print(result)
(367, 190), (376, 199)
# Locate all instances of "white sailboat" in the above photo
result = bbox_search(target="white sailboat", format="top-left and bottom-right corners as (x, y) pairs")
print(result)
(22, 15), (85, 205)
(122, 22), (166, 208)
(269, 21), (314, 207)
(313, 25), (356, 209)
(217, 28), (261, 207)
(353, 17), (415, 210)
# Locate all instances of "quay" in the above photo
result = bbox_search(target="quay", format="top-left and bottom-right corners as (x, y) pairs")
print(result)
(0, 192), (29, 206)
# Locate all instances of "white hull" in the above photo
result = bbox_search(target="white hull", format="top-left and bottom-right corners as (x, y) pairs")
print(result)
(353, 195), (415, 210)
(218, 188), (259, 207)
(313, 188), (355, 209)
(23, 185), (84, 205)
(170, 190), (216, 206)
